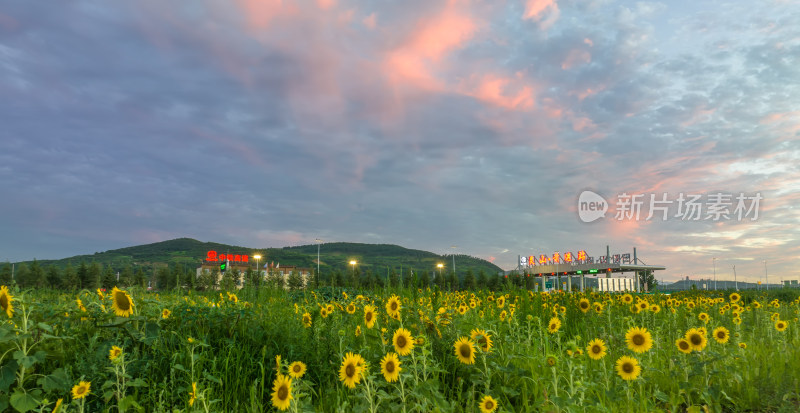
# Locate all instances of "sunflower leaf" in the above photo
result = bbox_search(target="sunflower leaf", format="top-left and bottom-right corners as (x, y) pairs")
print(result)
(9, 389), (39, 413)
(37, 368), (70, 393)
(0, 359), (18, 393)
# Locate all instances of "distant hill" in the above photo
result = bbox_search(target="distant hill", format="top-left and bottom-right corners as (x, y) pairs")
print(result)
(10, 238), (503, 277)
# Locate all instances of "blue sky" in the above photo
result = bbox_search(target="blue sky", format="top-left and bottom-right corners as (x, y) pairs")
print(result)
(1, 0), (798, 283)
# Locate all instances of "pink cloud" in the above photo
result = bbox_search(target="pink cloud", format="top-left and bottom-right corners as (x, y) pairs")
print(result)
(460, 73), (536, 110)
(317, 0), (336, 10)
(363, 12), (376, 29)
(236, 0), (293, 30)
(522, 0), (559, 29)
(561, 49), (591, 70)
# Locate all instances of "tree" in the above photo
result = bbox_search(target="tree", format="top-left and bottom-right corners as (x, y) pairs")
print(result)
(120, 266), (134, 288)
(155, 267), (172, 290)
(101, 265), (116, 289)
(463, 269), (476, 290)
(63, 263), (79, 291)
(46, 265), (61, 289)
(133, 268), (146, 289)
(637, 270), (657, 292)
(220, 269), (239, 291)
(389, 269), (400, 288)
(477, 270), (488, 289)
(86, 262), (101, 290)
(0, 263), (12, 284)
(287, 270), (304, 290)
(77, 262), (89, 289)
(15, 263), (29, 287)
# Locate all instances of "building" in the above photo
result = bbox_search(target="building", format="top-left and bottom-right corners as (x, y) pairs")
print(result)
(195, 262), (312, 289)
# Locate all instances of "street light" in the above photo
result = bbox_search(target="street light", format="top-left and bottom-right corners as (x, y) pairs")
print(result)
(713, 257), (717, 290)
(451, 245), (457, 275)
(315, 239), (323, 278)
(254, 254), (262, 273)
(350, 260), (357, 278)
(437, 263), (444, 280)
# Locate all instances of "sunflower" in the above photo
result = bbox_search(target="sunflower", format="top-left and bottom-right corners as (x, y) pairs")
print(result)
(189, 382), (197, 406)
(0, 286), (14, 318)
(547, 317), (562, 334)
(586, 338), (607, 360)
(496, 296), (505, 308)
(545, 354), (557, 367)
(271, 374), (293, 411)
(478, 395), (499, 413)
(637, 301), (649, 311)
(364, 305), (377, 329)
(111, 287), (134, 317)
(470, 328), (494, 353)
(675, 338), (692, 354)
(578, 298), (591, 313)
(76, 298), (87, 312)
(685, 328), (707, 352)
(386, 295), (402, 318)
(109, 345), (123, 362)
(698, 312), (709, 323)
(339, 352), (365, 388)
(775, 320), (788, 332)
(621, 294), (633, 304)
(499, 310), (508, 321)
(593, 303), (604, 314)
(288, 361), (306, 379)
(615, 356), (641, 381)
(320, 307), (329, 318)
(326, 303), (334, 314)
(380, 352), (401, 382)
(52, 398), (63, 413)
(346, 302), (356, 314)
(302, 312), (312, 328)
(738, 342), (747, 349)
(355, 325), (361, 337)
(729, 292), (741, 303)
(712, 327), (730, 344)
(393, 328), (415, 356)
(732, 317), (742, 325)
(162, 309), (171, 319)
(454, 337), (476, 365)
(625, 327), (653, 353)
(71, 381), (91, 399)
(650, 304), (661, 313)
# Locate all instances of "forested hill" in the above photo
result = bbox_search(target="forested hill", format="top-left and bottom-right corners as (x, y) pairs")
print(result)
(6, 237), (503, 278)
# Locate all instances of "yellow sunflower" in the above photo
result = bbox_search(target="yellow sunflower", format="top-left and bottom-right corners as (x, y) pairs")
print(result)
(162, 309), (171, 319)
(499, 310), (508, 321)
(320, 307), (329, 318)
(71, 381), (91, 399)
(586, 338), (607, 360)
(52, 398), (63, 413)
(732, 316), (742, 325)
(625, 327), (653, 353)
(578, 298), (591, 313)
(271, 374), (293, 411)
(189, 382), (197, 406)
(470, 328), (493, 353)
(108, 346), (123, 362)
(355, 325), (361, 337)
(454, 336), (476, 365)
(0, 286), (14, 318)
(302, 312), (312, 328)
(729, 292), (740, 303)
(738, 342), (747, 349)
(393, 328), (415, 356)
(478, 395), (499, 413)
(675, 338), (692, 354)
(712, 327), (730, 344)
(364, 305), (377, 329)
(615, 356), (641, 381)
(288, 361), (306, 379)
(650, 304), (661, 313)
(339, 352), (365, 388)
(380, 352), (401, 382)
(545, 355), (557, 367)
(547, 317), (562, 334)
(698, 312), (709, 323)
(111, 287), (134, 317)
(346, 302), (356, 314)
(775, 320), (788, 332)
(621, 294), (633, 304)
(496, 296), (505, 309)
(685, 328), (707, 352)
(386, 295), (402, 318)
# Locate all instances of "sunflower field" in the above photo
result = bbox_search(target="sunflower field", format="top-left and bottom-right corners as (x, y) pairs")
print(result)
(1, 284), (799, 412)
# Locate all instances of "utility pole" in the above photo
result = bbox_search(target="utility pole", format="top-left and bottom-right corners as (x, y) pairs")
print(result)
(713, 257), (717, 291)
(733, 265), (738, 291)
(451, 245), (457, 276)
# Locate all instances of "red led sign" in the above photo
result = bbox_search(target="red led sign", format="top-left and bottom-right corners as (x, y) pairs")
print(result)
(206, 250), (249, 263)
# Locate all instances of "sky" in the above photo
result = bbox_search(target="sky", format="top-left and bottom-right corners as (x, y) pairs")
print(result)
(1, 0), (798, 283)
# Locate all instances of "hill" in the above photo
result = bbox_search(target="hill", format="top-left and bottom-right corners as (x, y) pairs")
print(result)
(9, 238), (503, 278)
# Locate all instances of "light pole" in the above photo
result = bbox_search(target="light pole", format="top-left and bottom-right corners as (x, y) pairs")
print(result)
(713, 257), (717, 290)
(350, 260), (357, 278)
(315, 239), (323, 278)
(451, 245), (457, 276)
(733, 265), (738, 291)
(437, 263), (444, 280)
(254, 254), (262, 276)
(763, 260), (768, 291)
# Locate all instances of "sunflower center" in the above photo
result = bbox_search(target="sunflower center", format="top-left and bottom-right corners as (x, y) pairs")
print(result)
(679, 341), (690, 350)
(622, 362), (634, 373)
(390, 302), (398, 311)
(385, 361), (395, 373)
(580, 302), (589, 309)
(717, 332), (725, 339)
(550, 323), (557, 330)
(592, 345), (601, 354)
(77, 386), (87, 395)
(346, 364), (356, 377)
(690, 334), (702, 345)
(293, 365), (301, 373)
(0, 295), (8, 309)
(397, 335), (407, 348)
(115, 293), (131, 311)
(278, 385), (289, 400)
(366, 313), (373, 322)
(632, 335), (645, 346)
(459, 344), (471, 358)
(485, 400), (494, 409)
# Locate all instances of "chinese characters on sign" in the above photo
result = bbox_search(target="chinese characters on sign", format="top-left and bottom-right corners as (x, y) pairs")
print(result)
(206, 250), (249, 263)
(613, 192), (762, 221)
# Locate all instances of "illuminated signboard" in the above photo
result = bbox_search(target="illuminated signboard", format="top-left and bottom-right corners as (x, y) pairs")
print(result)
(206, 250), (249, 263)
(564, 252), (574, 263)
(622, 253), (631, 264)
(520, 249), (631, 268)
